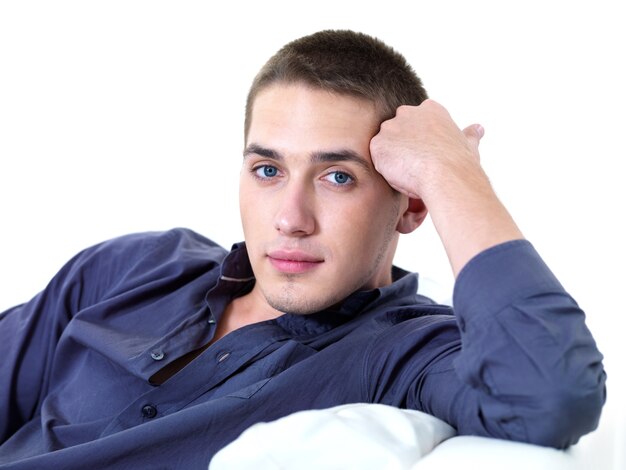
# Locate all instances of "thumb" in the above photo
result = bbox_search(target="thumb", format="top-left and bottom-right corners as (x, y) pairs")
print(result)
(462, 124), (484, 161)
(463, 123), (484, 147)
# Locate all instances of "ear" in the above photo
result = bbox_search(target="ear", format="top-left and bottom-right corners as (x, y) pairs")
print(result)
(396, 197), (428, 234)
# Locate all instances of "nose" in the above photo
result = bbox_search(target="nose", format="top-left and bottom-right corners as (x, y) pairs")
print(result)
(273, 181), (316, 236)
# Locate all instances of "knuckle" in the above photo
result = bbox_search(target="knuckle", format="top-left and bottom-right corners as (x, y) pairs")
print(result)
(396, 104), (412, 115)
(379, 118), (393, 131)
(369, 134), (381, 149)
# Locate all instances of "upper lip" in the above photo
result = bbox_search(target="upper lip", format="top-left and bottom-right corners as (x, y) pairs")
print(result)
(267, 250), (324, 263)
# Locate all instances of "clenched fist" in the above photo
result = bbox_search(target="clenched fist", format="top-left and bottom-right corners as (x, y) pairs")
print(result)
(370, 99), (485, 204)
(370, 99), (523, 276)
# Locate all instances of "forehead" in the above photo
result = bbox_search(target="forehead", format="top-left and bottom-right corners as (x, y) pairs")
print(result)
(247, 83), (380, 152)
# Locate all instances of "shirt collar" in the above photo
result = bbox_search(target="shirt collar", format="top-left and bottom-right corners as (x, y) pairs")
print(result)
(212, 242), (421, 338)
(219, 241), (255, 282)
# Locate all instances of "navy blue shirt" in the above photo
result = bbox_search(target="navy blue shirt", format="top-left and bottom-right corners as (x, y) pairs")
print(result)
(0, 228), (606, 468)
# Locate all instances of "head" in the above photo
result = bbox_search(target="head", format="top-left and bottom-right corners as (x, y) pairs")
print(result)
(244, 30), (428, 139)
(240, 30), (428, 317)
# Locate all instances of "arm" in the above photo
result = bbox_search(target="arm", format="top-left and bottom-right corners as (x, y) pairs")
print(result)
(0, 249), (91, 442)
(420, 240), (604, 447)
(0, 229), (208, 443)
(369, 100), (606, 446)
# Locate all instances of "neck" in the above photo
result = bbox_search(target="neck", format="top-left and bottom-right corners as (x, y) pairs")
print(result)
(213, 285), (282, 342)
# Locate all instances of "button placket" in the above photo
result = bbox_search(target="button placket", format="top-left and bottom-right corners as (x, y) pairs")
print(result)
(217, 352), (231, 363)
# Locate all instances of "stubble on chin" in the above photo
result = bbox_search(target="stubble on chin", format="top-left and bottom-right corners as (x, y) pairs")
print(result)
(261, 277), (331, 315)
(260, 265), (376, 316)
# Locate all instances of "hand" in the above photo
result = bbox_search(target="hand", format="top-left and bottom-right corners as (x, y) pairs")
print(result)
(370, 99), (523, 276)
(370, 99), (486, 204)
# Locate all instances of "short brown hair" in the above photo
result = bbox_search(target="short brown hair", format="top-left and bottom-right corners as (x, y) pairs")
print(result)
(244, 29), (428, 139)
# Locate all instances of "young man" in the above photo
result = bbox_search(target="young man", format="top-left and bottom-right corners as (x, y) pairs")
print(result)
(0, 30), (605, 468)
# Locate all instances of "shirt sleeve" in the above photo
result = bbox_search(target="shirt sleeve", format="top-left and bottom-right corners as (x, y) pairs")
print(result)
(367, 239), (606, 448)
(0, 228), (212, 443)
(0, 247), (93, 442)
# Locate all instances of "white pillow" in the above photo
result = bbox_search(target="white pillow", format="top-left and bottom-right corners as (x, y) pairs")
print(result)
(209, 403), (455, 470)
(415, 435), (576, 470)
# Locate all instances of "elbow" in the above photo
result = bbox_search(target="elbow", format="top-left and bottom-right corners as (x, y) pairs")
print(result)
(522, 373), (607, 449)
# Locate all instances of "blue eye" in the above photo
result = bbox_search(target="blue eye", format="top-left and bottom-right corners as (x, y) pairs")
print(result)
(254, 165), (278, 178)
(324, 171), (353, 186)
(332, 172), (351, 184)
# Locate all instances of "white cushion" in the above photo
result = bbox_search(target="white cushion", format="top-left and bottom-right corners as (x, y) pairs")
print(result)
(209, 403), (455, 469)
(415, 435), (575, 469)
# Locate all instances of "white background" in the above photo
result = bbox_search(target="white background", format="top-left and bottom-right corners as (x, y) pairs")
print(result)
(0, 1), (624, 466)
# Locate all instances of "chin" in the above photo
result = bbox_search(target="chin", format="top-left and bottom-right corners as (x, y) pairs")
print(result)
(265, 294), (323, 316)
(263, 285), (343, 316)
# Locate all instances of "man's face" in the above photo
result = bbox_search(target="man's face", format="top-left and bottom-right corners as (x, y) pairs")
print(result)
(240, 83), (405, 315)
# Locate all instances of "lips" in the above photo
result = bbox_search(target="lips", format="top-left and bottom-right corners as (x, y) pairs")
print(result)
(267, 250), (324, 274)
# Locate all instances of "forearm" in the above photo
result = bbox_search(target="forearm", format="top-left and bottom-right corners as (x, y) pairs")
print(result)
(422, 165), (523, 277)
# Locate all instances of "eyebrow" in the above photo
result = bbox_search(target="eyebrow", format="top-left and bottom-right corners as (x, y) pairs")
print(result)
(243, 143), (372, 173)
(243, 143), (281, 160)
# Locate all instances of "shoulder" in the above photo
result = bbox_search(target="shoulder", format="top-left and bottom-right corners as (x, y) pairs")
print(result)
(96, 227), (221, 250)
(57, 228), (228, 302)
(82, 227), (226, 264)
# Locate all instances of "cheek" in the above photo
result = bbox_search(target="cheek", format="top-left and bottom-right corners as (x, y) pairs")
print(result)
(325, 196), (397, 250)
(240, 205), (265, 241)
(239, 184), (264, 230)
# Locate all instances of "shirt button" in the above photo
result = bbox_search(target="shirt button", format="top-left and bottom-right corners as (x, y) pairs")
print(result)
(150, 350), (165, 361)
(141, 404), (158, 419)
(217, 352), (230, 363)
